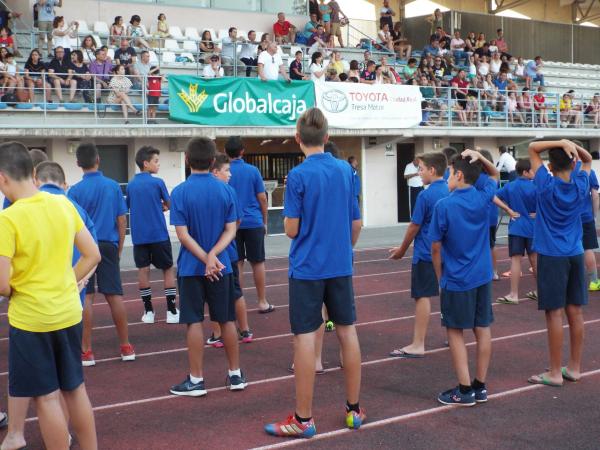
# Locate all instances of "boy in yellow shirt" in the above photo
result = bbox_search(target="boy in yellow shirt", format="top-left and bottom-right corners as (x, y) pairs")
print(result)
(0, 141), (100, 450)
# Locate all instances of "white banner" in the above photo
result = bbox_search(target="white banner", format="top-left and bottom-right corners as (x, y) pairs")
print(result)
(315, 82), (422, 129)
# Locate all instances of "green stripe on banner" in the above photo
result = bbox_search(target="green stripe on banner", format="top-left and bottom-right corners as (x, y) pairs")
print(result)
(168, 76), (316, 127)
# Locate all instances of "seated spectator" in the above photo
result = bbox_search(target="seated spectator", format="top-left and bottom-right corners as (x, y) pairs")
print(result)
(273, 12), (296, 45)
(466, 90), (479, 123)
(374, 64), (395, 84)
(299, 13), (319, 45)
(0, 9), (22, 56)
(257, 43), (290, 81)
(483, 72), (498, 108)
(560, 90), (582, 128)
(327, 50), (344, 75)
(488, 39), (498, 54)
(70, 50), (93, 103)
(379, 55), (400, 83)
(493, 71), (509, 110)
(339, 72), (349, 82)
(257, 33), (271, 57)
(309, 51), (325, 84)
(199, 30), (220, 63)
(377, 23), (394, 54)
(0, 26), (14, 53)
(308, 24), (330, 54)
(202, 54), (224, 78)
(155, 13), (171, 40)
(128, 15), (150, 49)
(495, 28), (512, 60)
(240, 30), (259, 77)
(475, 32), (485, 48)
(360, 60), (376, 84)
(423, 37), (442, 58)
(474, 42), (491, 62)
(89, 48), (113, 101)
(417, 55), (434, 81)
(326, 67), (339, 82)
(390, 22), (411, 60)
(585, 93), (600, 128)
(146, 66), (161, 124)
(451, 69), (469, 123)
(467, 54), (477, 80)
(489, 52), (502, 75)
(348, 59), (360, 80)
(358, 50), (371, 72)
(80, 35), (97, 64)
(525, 56), (544, 89)
(533, 86), (548, 127)
(402, 57), (418, 82)
(506, 91), (524, 124)
(289, 50), (307, 80)
(51, 16), (77, 61)
(465, 31), (476, 51)
(114, 39), (137, 74)
(47, 46), (76, 102)
(513, 56), (525, 81)
(450, 30), (469, 66)
(24, 48), (50, 102)
(517, 87), (533, 123)
(108, 64), (139, 124)
(433, 27), (451, 50)
(419, 74), (436, 102)
(1, 51), (22, 96)
(431, 56), (450, 86)
(110, 16), (125, 46)
(477, 55), (490, 77)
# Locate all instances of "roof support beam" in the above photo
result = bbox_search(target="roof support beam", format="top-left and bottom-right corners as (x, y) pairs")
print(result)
(572, 0), (600, 23)
(488, 0), (531, 14)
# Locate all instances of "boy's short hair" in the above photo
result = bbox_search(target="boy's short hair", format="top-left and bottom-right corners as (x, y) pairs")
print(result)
(339, 73), (348, 82)
(297, 108), (328, 147)
(224, 136), (244, 159)
(76, 143), (99, 170)
(186, 137), (216, 171)
(295, 50), (302, 56)
(0, 141), (33, 181)
(450, 154), (482, 185)
(441, 146), (457, 163)
(212, 152), (230, 171)
(548, 147), (573, 172)
(324, 141), (339, 158)
(515, 158), (531, 175)
(29, 149), (49, 168)
(135, 145), (160, 170)
(35, 161), (66, 185)
(419, 152), (447, 176)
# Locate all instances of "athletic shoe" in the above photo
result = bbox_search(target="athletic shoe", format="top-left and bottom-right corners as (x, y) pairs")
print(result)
(264, 415), (316, 438)
(525, 290), (538, 300)
(437, 386), (476, 406)
(492, 271), (500, 281)
(141, 311), (155, 324)
(226, 371), (248, 391)
(325, 320), (335, 332)
(170, 376), (207, 397)
(239, 330), (254, 343)
(589, 281), (600, 292)
(206, 333), (224, 348)
(474, 386), (488, 403)
(120, 344), (136, 362)
(345, 408), (366, 429)
(166, 309), (180, 324)
(81, 350), (96, 367)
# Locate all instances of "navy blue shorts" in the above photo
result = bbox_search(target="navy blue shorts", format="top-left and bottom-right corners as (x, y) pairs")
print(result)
(411, 261), (439, 299)
(231, 262), (243, 301)
(537, 253), (588, 311)
(582, 221), (599, 251)
(178, 274), (235, 324)
(489, 226), (497, 248)
(440, 283), (493, 329)
(508, 235), (534, 257)
(133, 240), (174, 270)
(87, 241), (123, 295)
(9, 323), (84, 397)
(236, 227), (266, 263)
(289, 276), (356, 335)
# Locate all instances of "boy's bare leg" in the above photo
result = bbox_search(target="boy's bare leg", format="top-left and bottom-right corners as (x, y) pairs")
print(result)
(473, 326), (492, 383)
(294, 331), (317, 418)
(447, 328), (471, 386)
(250, 262), (269, 311)
(314, 323), (325, 372)
(543, 309), (564, 383)
(1, 396), (29, 450)
(221, 321), (240, 370)
(82, 293), (95, 352)
(35, 391), (70, 450)
(164, 268), (176, 292)
(137, 266), (151, 291)
(528, 252), (538, 278)
(508, 256), (521, 299)
(409, 297), (430, 354)
(62, 385), (97, 450)
(235, 296), (250, 332)
(336, 325), (361, 405)
(187, 323), (204, 378)
(565, 304), (584, 378)
(105, 294), (130, 346)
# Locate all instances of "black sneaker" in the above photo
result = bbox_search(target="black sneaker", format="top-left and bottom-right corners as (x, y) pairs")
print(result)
(474, 386), (488, 403)
(437, 386), (476, 406)
(170, 376), (207, 397)
(226, 371), (247, 391)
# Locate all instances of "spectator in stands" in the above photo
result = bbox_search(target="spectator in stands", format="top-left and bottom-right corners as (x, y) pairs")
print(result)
(360, 60), (376, 85)
(560, 90), (582, 128)
(376, 64), (395, 85)
(402, 58), (418, 82)
(257, 42), (290, 82)
(489, 52), (502, 75)
(377, 23), (395, 54)
(89, 48), (113, 101)
(128, 15), (151, 49)
(507, 91), (524, 125)
(451, 69), (469, 125)
(525, 56), (544, 89)
(308, 24), (330, 54)
(513, 56), (525, 81)
(0, 27), (15, 53)
(495, 28), (512, 61)
(517, 87), (533, 123)
(427, 8), (443, 35)
(423, 37), (443, 58)
(327, 50), (344, 75)
(431, 56), (450, 87)
(299, 13), (319, 45)
(328, 0), (348, 48)
(51, 16), (77, 61)
(114, 39), (137, 75)
(348, 59), (360, 81)
(199, 30), (219, 63)
(289, 50), (307, 80)
(325, 67), (339, 82)
(36, 0), (62, 57)
(146, 66), (161, 124)
(155, 13), (171, 41)
(533, 86), (548, 127)
(585, 93), (600, 128)
(309, 51), (325, 84)
(483, 72), (498, 109)
(379, 56), (400, 83)
(258, 33), (271, 55)
(358, 50), (371, 72)
(474, 42), (491, 62)
(1, 51), (22, 96)
(465, 31), (476, 52)
(493, 71), (508, 110)
(467, 54), (477, 80)
(380, 0), (395, 30)
(240, 31), (259, 77)
(317, 0), (332, 33)
(47, 46), (76, 103)
(80, 35), (97, 64)
(477, 55), (490, 77)
(110, 16), (125, 46)
(0, 8), (22, 56)
(450, 30), (469, 66)
(309, 0), (320, 20)
(475, 32), (485, 48)
(391, 22), (411, 60)
(70, 50), (93, 103)
(202, 54), (224, 78)
(433, 27), (451, 51)
(108, 64), (139, 124)
(24, 48), (50, 102)
(221, 27), (245, 71)
(273, 12), (296, 45)
(133, 50), (152, 89)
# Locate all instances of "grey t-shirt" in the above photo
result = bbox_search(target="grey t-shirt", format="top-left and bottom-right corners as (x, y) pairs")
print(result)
(38, 0), (59, 22)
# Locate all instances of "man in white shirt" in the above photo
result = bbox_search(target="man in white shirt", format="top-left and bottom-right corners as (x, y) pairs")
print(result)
(239, 30), (258, 77)
(380, 0), (395, 30)
(202, 54), (224, 78)
(450, 30), (468, 66)
(404, 158), (423, 217)
(257, 43), (290, 82)
(496, 145), (517, 181)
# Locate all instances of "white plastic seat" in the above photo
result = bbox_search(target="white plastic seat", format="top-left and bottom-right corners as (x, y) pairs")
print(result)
(107, 48), (115, 60)
(76, 20), (89, 33)
(183, 40), (197, 51)
(184, 27), (200, 41)
(69, 37), (79, 48)
(92, 35), (103, 48)
(93, 21), (109, 36)
(341, 59), (350, 73)
(148, 50), (159, 64)
(162, 51), (176, 63)
(169, 26), (184, 40)
(164, 39), (180, 51)
(217, 28), (229, 42)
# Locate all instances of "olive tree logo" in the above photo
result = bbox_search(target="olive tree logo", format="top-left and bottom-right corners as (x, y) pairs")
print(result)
(178, 84), (208, 113)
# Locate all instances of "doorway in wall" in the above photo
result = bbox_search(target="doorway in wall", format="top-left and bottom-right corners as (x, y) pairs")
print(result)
(397, 142), (415, 223)
(97, 145), (128, 190)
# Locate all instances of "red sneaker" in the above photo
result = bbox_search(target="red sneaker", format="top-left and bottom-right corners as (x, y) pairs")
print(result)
(81, 350), (96, 367)
(264, 415), (316, 438)
(120, 344), (136, 362)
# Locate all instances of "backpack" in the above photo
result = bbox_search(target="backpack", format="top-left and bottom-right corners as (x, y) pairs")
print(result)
(1, 93), (17, 106)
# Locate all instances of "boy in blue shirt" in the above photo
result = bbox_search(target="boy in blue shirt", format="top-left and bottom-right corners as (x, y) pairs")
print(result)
(430, 149), (499, 406)
(527, 139), (591, 387)
(581, 169), (599, 290)
(69, 143), (135, 366)
(265, 108), (364, 438)
(126, 146), (179, 325)
(169, 137), (246, 397)
(496, 159), (538, 305)
(225, 136), (274, 314)
(389, 152), (449, 358)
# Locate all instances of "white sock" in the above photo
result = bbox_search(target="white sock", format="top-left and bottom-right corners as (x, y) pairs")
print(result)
(189, 374), (203, 384)
(228, 368), (241, 377)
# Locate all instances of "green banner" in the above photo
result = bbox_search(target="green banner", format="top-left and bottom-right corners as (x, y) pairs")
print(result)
(168, 76), (315, 127)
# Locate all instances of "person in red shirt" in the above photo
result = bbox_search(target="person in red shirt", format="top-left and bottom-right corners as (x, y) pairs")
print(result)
(533, 86), (547, 127)
(273, 12), (296, 45)
(0, 27), (14, 53)
(146, 66), (161, 125)
(451, 69), (469, 125)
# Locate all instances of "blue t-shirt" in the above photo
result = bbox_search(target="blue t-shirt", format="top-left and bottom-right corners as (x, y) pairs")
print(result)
(352, 168), (361, 198)
(2, 197), (9, 209)
(126, 172), (170, 245)
(68, 171), (127, 246)
(429, 174), (495, 291)
(170, 173), (237, 277)
(228, 158), (265, 230)
(224, 183), (241, 264)
(488, 178), (499, 227)
(493, 78), (507, 94)
(443, 167), (450, 181)
(38, 0), (59, 22)
(496, 177), (537, 238)
(581, 169), (599, 224)
(411, 179), (449, 263)
(284, 153), (361, 280)
(533, 162), (588, 257)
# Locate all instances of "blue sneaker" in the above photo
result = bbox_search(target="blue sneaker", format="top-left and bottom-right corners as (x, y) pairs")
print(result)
(170, 376), (207, 397)
(226, 371), (247, 391)
(437, 386), (476, 406)
(474, 386), (488, 403)
(264, 415), (316, 438)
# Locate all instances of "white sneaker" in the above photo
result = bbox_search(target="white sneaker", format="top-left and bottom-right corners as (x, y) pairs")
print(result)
(166, 309), (180, 324)
(141, 311), (155, 324)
